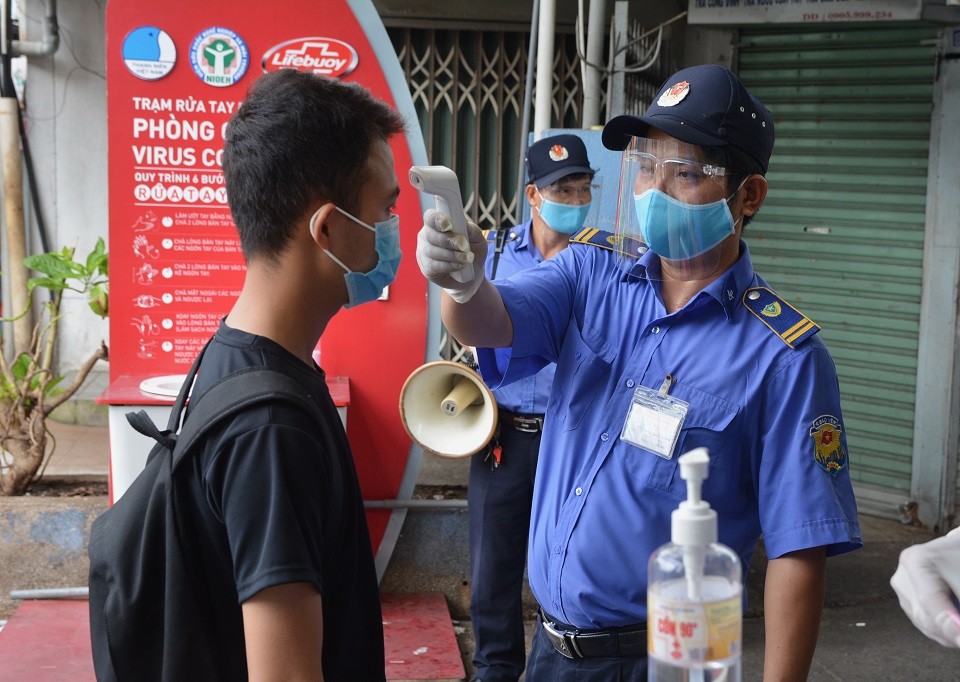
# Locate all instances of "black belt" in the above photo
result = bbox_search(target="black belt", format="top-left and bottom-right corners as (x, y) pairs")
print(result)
(499, 409), (545, 434)
(539, 608), (647, 659)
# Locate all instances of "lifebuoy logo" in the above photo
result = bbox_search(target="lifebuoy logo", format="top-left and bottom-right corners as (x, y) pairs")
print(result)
(261, 37), (359, 77)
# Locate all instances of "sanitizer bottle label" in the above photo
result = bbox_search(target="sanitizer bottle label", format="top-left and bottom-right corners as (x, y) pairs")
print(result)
(647, 592), (741, 664)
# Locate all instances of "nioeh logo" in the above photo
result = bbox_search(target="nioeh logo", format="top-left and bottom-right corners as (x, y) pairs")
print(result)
(190, 27), (249, 87)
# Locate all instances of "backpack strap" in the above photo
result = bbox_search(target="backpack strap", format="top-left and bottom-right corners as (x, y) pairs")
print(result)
(488, 225), (511, 280)
(124, 338), (328, 472)
(125, 338), (211, 447)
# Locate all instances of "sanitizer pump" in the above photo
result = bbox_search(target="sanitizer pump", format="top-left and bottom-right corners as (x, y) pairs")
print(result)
(647, 448), (742, 681)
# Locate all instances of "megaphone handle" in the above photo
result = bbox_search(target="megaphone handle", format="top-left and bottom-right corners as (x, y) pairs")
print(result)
(441, 376), (483, 417)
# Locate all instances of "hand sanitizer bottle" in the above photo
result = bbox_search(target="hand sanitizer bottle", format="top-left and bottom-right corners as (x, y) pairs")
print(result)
(647, 448), (742, 681)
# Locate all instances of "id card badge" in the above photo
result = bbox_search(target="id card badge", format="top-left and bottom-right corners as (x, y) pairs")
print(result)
(620, 375), (688, 459)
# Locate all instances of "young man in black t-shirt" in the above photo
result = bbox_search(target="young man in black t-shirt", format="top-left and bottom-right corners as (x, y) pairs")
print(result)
(179, 69), (405, 679)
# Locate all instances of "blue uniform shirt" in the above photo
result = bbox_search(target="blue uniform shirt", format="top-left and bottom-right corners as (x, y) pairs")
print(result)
(484, 220), (555, 415)
(477, 238), (862, 629)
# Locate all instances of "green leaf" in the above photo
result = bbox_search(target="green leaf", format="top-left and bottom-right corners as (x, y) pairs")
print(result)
(88, 284), (109, 317)
(27, 276), (68, 292)
(11, 353), (32, 381)
(23, 253), (74, 278)
(86, 240), (109, 273)
(86, 253), (107, 274)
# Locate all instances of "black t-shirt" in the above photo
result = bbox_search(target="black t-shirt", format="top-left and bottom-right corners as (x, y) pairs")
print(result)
(181, 321), (385, 680)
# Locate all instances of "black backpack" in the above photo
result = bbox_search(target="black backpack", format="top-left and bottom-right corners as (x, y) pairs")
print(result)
(88, 346), (325, 681)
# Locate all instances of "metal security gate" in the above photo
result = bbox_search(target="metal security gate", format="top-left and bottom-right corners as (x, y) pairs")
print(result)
(737, 24), (938, 518)
(384, 13), (673, 230)
(387, 26), (588, 229)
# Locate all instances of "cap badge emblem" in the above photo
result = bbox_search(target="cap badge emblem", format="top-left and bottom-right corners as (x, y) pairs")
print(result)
(657, 80), (690, 107)
(548, 144), (569, 162)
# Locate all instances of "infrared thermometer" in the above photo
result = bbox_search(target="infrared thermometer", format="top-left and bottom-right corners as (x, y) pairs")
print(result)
(409, 165), (475, 283)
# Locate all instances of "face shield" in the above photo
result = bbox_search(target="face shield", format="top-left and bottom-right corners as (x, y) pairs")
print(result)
(614, 136), (737, 281)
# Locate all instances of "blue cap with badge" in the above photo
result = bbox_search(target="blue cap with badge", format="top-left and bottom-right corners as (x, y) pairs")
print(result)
(525, 134), (596, 188)
(601, 64), (775, 173)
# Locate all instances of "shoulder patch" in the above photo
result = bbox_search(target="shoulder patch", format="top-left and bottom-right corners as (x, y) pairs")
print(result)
(810, 415), (847, 477)
(742, 287), (819, 348)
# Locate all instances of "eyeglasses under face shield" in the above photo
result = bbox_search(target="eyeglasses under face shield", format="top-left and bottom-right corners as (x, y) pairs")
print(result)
(614, 136), (737, 282)
(539, 179), (595, 204)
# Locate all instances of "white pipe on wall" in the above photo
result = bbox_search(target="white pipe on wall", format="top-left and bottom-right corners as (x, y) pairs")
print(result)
(11, 0), (59, 57)
(533, 0), (556, 138)
(582, 0), (607, 129)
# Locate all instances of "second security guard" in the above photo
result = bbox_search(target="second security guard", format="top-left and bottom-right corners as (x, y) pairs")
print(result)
(468, 134), (595, 682)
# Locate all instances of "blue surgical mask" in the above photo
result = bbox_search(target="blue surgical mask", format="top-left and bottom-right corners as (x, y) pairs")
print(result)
(536, 195), (591, 235)
(315, 207), (402, 308)
(632, 188), (740, 261)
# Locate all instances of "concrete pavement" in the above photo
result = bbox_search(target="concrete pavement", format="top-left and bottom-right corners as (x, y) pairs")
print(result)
(395, 451), (960, 679)
(10, 420), (960, 679)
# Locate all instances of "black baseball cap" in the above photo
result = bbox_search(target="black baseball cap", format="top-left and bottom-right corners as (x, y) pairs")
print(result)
(601, 64), (775, 173)
(525, 134), (595, 188)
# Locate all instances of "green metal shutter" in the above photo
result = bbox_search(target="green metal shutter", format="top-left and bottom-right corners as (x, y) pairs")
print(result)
(737, 24), (937, 518)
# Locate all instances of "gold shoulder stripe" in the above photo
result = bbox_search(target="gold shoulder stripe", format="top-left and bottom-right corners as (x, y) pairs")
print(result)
(742, 286), (820, 348)
(571, 227), (616, 251)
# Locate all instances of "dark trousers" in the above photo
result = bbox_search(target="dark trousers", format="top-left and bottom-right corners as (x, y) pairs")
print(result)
(526, 627), (649, 681)
(468, 420), (540, 682)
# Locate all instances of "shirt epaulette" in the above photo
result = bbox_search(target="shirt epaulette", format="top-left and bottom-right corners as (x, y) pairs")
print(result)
(484, 228), (519, 243)
(570, 227), (619, 251)
(742, 286), (820, 348)
(571, 227), (646, 256)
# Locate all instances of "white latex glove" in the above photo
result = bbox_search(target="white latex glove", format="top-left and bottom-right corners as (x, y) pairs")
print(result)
(890, 526), (960, 648)
(415, 208), (488, 303)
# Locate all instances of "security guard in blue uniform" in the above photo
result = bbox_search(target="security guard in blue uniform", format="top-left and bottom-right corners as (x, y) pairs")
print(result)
(417, 64), (862, 681)
(468, 134), (595, 682)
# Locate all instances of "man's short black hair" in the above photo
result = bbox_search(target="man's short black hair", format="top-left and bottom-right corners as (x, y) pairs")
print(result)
(223, 70), (406, 262)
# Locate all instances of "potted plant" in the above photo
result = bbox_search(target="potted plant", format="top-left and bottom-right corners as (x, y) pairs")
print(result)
(0, 238), (109, 495)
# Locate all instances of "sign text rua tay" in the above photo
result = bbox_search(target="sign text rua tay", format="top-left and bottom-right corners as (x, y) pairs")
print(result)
(260, 37), (358, 77)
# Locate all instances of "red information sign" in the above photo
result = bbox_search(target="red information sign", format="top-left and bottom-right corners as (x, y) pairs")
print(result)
(103, 0), (429, 557)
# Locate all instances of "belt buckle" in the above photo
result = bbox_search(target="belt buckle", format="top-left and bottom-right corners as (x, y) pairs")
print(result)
(513, 416), (541, 433)
(541, 616), (582, 659)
